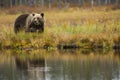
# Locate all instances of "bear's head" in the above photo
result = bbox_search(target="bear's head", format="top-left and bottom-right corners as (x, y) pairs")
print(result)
(31, 13), (44, 25)
(26, 13), (45, 33)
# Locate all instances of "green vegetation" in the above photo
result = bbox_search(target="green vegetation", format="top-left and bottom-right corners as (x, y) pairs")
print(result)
(0, 7), (120, 50)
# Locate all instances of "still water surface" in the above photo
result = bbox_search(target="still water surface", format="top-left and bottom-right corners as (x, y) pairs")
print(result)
(0, 50), (120, 80)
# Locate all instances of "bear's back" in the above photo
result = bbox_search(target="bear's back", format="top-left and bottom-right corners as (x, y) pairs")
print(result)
(14, 14), (29, 27)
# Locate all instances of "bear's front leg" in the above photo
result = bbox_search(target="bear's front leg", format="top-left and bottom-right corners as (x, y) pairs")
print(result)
(38, 26), (44, 33)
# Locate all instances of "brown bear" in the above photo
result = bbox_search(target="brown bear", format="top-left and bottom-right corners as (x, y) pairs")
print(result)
(14, 13), (44, 34)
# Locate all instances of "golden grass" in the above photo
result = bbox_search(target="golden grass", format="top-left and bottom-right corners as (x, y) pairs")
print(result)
(0, 7), (120, 49)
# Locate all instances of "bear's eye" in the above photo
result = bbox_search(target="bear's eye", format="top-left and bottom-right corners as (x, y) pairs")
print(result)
(32, 14), (35, 16)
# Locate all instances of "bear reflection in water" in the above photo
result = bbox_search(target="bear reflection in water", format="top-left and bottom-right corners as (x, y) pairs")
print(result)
(15, 57), (45, 70)
(15, 57), (45, 79)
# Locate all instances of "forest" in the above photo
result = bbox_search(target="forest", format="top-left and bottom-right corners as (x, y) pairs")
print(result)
(0, 0), (120, 8)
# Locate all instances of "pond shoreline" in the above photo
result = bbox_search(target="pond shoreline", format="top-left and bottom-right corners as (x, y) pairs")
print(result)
(0, 9), (120, 51)
(1, 44), (120, 51)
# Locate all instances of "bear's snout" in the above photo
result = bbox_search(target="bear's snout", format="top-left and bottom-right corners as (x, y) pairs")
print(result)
(33, 20), (40, 25)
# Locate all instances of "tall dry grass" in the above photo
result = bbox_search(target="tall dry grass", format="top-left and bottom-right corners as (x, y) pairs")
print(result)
(0, 7), (120, 49)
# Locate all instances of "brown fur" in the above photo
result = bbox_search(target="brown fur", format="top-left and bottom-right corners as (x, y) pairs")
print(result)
(14, 14), (29, 33)
(14, 13), (44, 34)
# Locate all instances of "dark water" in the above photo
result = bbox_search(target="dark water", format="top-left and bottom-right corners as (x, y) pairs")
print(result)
(0, 50), (120, 80)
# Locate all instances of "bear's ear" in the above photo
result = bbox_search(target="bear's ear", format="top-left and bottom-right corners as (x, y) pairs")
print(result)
(41, 13), (44, 18)
(32, 13), (35, 16)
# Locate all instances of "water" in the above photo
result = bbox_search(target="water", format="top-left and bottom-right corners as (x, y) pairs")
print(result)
(0, 50), (120, 80)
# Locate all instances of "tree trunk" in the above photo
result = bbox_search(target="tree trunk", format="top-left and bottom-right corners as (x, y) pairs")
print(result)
(58, 0), (62, 9)
(10, 0), (13, 7)
(48, 0), (51, 9)
(108, 0), (111, 4)
(24, 0), (27, 5)
(98, 0), (101, 6)
(105, 0), (108, 4)
(91, 0), (94, 7)
(33, 0), (37, 5)
(15, 0), (17, 6)
(78, 0), (83, 6)
(19, 0), (22, 5)
(116, 0), (118, 5)
(41, 0), (44, 8)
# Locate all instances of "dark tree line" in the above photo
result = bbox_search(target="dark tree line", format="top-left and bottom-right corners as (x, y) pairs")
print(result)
(0, 0), (119, 8)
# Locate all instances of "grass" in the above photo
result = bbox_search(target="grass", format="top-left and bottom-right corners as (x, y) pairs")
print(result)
(0, 7), (120, 50)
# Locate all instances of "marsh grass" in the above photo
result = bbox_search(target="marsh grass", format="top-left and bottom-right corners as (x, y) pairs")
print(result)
(0, 7), (120, 50)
